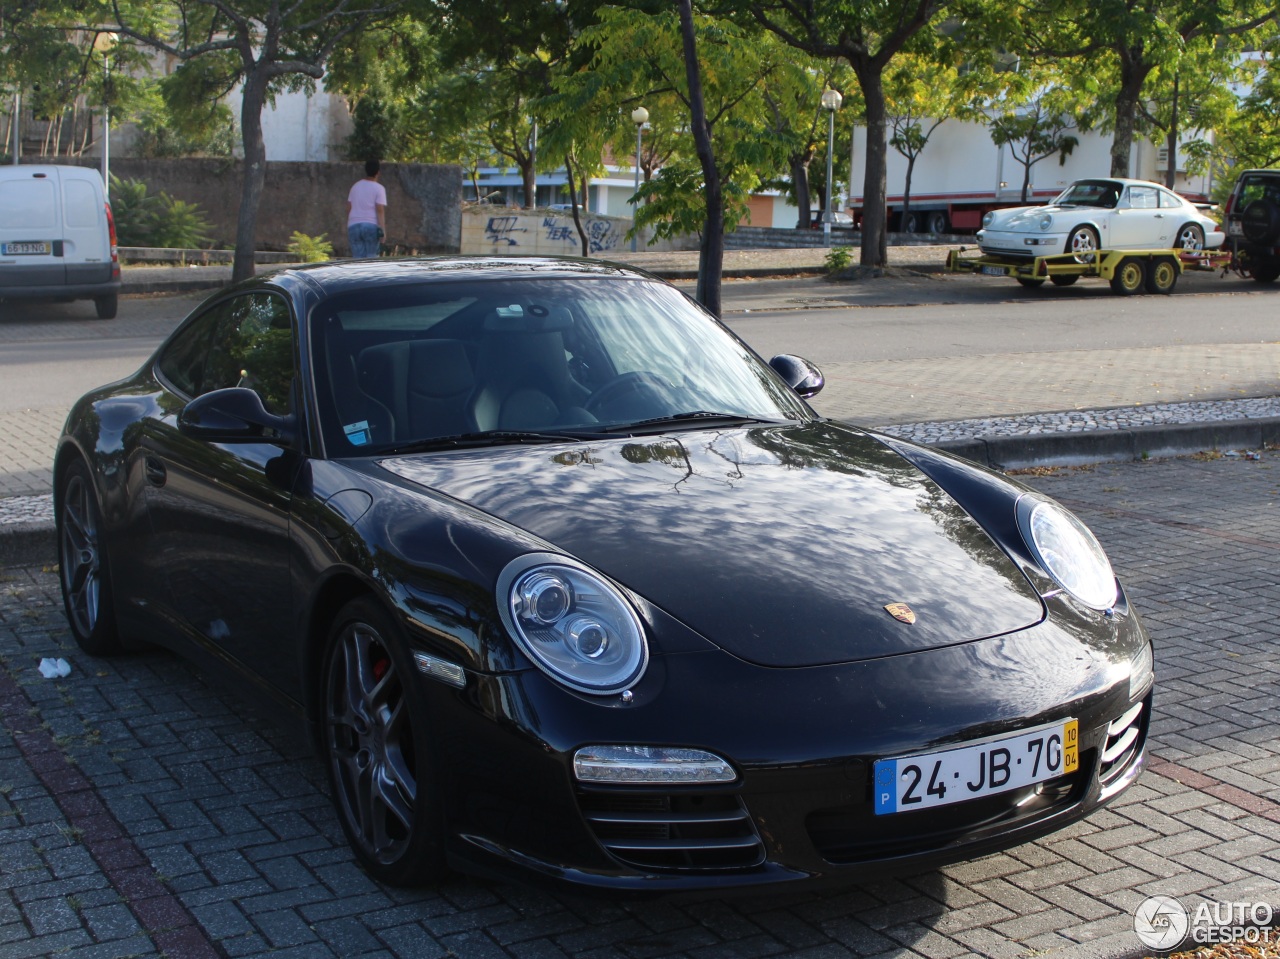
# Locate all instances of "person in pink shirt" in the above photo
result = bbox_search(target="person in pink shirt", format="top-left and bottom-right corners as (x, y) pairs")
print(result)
(347, 160), (387, 257)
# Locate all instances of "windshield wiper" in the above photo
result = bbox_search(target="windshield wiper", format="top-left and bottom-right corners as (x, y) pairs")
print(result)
(596, 411), (788, 434)
(381, 428), (607, 454)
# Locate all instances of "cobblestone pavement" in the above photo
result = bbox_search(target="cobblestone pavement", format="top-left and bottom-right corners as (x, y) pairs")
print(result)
(2, 452), (1279, 959)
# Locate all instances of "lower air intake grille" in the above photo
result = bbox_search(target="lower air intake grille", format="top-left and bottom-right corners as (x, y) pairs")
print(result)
(578, 790), (764, 871)
(1100, 697), (1147, 786)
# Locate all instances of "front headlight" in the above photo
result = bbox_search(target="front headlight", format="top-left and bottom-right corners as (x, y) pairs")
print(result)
(1038, 213), (1054, 231)
(982, 211), (995, 228)
(497, 553), (648, 694)
(1016, 495), (1118, 610)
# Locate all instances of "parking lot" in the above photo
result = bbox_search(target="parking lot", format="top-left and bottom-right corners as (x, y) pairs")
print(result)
(3, 450), (1279, 959)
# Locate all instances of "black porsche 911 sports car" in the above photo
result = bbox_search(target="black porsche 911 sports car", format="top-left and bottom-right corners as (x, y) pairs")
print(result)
(55, 256), (1152, 892)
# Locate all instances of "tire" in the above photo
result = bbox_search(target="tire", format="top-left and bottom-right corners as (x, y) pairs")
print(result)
(321, 597), (448, 886)
(1174, 223), (1205, 252)
(1252, 259), (1280, 284)
(94, 294), (118, 320)
(1065, 225), (1100, 263)
(1145, 256), (1179, 295)
(1109, 257), (1146, 295)
(901, 212), (919, 233)
(1049, 274), (1079, 287)
(926, 211), (948, 235)
(56, 458), (122, 655)
(1016, 277), (1046, 288)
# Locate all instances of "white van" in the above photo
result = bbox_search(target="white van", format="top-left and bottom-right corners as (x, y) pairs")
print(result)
(0, 164), (121, 319)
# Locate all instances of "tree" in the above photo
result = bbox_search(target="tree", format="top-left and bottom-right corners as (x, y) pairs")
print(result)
(1214, 46), (1280, 170)
(1018, 0), (1277, 179)
(746, 0), (952, 268)
(988, 97), (1079, 201)
(106, 0), (407, 281)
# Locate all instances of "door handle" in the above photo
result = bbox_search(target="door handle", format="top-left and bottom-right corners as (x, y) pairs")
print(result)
(144, 457), (167, 487)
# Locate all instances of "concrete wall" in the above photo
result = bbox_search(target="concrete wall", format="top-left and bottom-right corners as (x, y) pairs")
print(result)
(461, 208), (697, 256)
(49, 157), (462, 255)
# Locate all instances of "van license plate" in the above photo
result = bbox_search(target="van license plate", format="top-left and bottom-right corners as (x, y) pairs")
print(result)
(1, 242), (50, 255)
(874, 718), (1079, 814)
(980, 265), (1007, 276)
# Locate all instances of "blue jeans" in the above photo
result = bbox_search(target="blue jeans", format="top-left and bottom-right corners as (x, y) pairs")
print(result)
(348, 222), (381, 258)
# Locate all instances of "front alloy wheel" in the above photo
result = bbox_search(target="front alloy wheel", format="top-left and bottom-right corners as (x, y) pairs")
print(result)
(322, 598), (446, 885)
(1066, 225), (1100, 263)
(57, 459), (121, 655)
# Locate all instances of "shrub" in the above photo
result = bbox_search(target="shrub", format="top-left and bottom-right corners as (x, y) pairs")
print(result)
(825, 246), (853, 273)
(287, 232), (334, 263)
(108, 176), (212, 250)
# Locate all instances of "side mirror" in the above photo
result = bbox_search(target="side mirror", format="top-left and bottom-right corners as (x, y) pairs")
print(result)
(179, 387), (296, 445)
(769, 354), (824, 399)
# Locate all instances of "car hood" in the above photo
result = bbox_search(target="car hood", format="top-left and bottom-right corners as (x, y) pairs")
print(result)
(379, 422), (1045, 667)
(989, 205), (1072, 231)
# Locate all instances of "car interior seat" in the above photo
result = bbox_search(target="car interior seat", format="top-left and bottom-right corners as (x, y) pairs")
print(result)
(468, 306), (593, 431)
(356, 339), (477, 443)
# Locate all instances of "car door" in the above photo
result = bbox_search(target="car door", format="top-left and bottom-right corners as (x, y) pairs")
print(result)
(0, 167), (64, 291)
(143, 290), (304, 688)
(1109, 185), (1166, 248)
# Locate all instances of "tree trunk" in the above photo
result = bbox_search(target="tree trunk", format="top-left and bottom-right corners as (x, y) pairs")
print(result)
(521, 155), (537, 209)
(858, 66), (889, 267)
(791, 155), (813, 229)
(565, 154), (589, 256)
(233, 70), (269, 283)
(679, 0), (723, 316)
(902, 154), (916, 229)
(1165, 73), (1180, 190)
(1110, 56), (1152, 178)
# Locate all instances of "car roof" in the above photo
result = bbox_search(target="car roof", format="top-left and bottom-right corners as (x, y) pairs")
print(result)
(260, 255), (658, 297)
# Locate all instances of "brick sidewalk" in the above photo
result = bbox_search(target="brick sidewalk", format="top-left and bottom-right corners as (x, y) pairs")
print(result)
(2, 453), (1279, 958)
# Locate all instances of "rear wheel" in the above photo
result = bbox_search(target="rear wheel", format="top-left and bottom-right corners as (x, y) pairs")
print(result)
(1049, 274), (1079, 287)
(1175, 223), (1205, 251)
(1016, 277), (1046, 288)
(926, 211), (948, 234)
(56, 459), (122, 655)
(322, 597), (448, 886)
(93, 294), (118, 320)
(1109, 257), (1146, 295)
(1145, 256), (1179, 294)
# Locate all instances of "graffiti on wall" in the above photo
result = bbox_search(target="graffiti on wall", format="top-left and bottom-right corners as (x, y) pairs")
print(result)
(485, 216), (527, 246)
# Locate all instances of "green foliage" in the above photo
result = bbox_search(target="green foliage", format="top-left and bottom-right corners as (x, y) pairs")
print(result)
(825, 246), (853, 273)
(287, 232), (334, 262)
(108, 176), (212, 249)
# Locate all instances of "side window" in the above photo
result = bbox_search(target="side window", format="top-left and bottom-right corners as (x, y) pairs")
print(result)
(1157, 189), (1183, 208)
(1127, 187), (1158, 210)
(157, 293), (295, 414)
(203, 294), (296, 414)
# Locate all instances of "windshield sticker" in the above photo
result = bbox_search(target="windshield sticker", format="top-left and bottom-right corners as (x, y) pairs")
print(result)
(344, 421), (372, 446)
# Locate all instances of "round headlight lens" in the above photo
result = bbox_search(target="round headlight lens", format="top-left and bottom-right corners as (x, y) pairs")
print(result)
(1019, 497), (1118, 610)
(1038, 213), (1054, 231)
(982, 211), (995, 228)
(498, 554), (647, 694)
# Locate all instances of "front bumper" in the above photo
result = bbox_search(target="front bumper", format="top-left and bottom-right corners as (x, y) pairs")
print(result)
(976, 230), (1065, 259)
(429, 611), (1153, 894)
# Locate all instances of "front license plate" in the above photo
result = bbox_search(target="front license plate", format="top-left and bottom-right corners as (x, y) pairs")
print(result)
(0, 241), (50, 255)
(874, 718), (1079, 815)
(980, 265), (1007, 276)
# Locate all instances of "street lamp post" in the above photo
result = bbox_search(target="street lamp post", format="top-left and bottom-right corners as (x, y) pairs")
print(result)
(93, 32), (118, 199)
(820, 88), (842, 248)
(630, 106), (648, 253)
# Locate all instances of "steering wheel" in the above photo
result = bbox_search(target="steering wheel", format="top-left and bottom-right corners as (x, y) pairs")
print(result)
(583, 371), (674, 419)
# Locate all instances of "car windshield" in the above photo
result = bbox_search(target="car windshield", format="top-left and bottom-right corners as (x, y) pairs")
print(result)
(1052, 180), (1122, 209)
(310, 275), (813, 455)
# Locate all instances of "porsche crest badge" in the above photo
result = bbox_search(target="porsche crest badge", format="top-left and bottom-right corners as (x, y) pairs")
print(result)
(883, 602), (917, 625)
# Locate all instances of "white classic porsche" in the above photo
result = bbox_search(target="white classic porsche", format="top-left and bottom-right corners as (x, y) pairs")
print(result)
(977, 178), (1224, 260)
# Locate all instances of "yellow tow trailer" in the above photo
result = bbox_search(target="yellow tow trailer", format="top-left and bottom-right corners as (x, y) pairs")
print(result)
(946, 247), (1231, 295)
